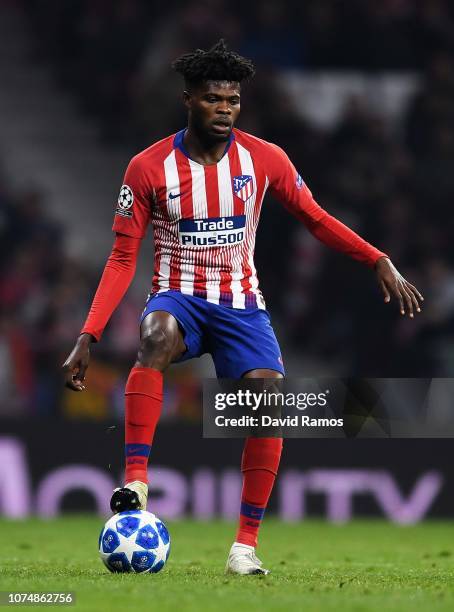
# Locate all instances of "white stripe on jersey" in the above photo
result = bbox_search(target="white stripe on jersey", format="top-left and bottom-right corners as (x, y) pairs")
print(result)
(157, 149), (180, 292)
(188, 159), (209, 298)
(217, 153), (234, 217)
(165, 152), (195, 294)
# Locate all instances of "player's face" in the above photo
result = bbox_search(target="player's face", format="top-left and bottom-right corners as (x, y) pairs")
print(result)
(184, 81), (241, 142)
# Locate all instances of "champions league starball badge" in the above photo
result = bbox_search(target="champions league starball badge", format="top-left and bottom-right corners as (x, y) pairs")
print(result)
(116, 184), (134, 218)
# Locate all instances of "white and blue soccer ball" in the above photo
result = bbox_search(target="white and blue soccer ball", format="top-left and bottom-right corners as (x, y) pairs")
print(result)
(98, 510), (170, 574)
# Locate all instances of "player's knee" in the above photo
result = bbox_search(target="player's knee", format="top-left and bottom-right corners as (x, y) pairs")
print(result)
(137, 330), (172, 368)
(136, 320), (182, 369)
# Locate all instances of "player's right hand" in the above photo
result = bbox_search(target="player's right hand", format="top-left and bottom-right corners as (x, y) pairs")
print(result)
(62, 333), (93, 391)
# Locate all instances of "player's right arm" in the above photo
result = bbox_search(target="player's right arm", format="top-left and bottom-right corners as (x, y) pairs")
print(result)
(62, 154), (152, 391)
(62, 233), (141, 390)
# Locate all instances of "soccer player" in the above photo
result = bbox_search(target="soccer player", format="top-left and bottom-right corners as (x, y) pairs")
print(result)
(62, 40), (423, 575)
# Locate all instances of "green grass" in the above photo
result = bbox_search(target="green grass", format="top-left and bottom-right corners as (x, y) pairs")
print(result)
(1, 518), (454, 611)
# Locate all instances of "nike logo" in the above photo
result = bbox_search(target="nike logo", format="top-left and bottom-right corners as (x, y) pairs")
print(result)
(168, 192), (182, 200)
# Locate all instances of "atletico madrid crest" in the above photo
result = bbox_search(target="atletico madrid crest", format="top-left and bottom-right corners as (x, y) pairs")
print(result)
(233, 175), (254, 203)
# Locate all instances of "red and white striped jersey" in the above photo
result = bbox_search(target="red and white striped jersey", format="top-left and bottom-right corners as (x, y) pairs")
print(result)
(112, 128), (384, 309)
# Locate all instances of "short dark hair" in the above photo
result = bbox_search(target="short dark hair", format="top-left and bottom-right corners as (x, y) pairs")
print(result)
(171, 39), (255, 88)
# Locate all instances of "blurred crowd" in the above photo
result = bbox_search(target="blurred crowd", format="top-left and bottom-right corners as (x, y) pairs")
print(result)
(25, 0), (454, 144)
(0, 179), (201, 417)
(1, 0), (454, 416)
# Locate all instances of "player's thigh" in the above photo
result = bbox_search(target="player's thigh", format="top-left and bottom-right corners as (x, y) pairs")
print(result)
(210, 309), (285, 378)
(139, 291), (208, 367)
(138, 310), (186, 365)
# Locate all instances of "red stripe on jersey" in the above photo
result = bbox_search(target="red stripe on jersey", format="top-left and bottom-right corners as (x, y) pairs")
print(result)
(204, 165), (220, 217)
(252, 160), (265, 227)
(243, 160), (267, 298)
(230, 143), (252, 296)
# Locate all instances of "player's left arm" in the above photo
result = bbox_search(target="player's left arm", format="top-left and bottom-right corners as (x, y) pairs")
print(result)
(267, 144), (424, 318)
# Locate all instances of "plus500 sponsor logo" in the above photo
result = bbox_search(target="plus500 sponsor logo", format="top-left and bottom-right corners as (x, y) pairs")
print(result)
(178, 215), (245, 247)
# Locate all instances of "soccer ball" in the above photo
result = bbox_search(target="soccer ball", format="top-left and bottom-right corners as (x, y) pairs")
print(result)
(98, 510), (170, 573)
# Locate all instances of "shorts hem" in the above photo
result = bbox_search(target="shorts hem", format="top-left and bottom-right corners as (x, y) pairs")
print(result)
(216, 364), (286, 379)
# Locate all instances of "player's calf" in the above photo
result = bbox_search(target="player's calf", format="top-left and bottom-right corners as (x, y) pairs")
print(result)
(111, 313), (186, 515)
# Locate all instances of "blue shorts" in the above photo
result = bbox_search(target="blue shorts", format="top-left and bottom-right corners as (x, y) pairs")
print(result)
(140, 291), (285, 379)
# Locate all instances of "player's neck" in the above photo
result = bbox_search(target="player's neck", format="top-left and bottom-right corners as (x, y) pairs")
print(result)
(184, 127), (230, 166)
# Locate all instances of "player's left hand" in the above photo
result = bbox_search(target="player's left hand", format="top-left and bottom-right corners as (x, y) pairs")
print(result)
(375, 256), (424, 318)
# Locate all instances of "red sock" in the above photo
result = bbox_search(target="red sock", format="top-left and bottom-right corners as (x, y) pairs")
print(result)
(124, 366), (163, 484)
(236, 437), (283, 548)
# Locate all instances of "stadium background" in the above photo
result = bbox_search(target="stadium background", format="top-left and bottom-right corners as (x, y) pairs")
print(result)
(1, 0), (454, 523)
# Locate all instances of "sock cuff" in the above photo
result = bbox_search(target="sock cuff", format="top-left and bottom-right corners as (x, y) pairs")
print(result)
(233, 541), (255, 550)
(125, 366), (163, 397)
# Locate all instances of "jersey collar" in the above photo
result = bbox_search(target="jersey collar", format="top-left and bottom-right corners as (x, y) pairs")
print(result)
(173, 128), (235, 162)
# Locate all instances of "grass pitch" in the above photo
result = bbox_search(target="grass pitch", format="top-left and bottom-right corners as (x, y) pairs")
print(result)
(1, 518), (454, 611)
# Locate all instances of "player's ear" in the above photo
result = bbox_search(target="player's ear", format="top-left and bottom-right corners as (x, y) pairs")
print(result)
(183, 90), (192, 109)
